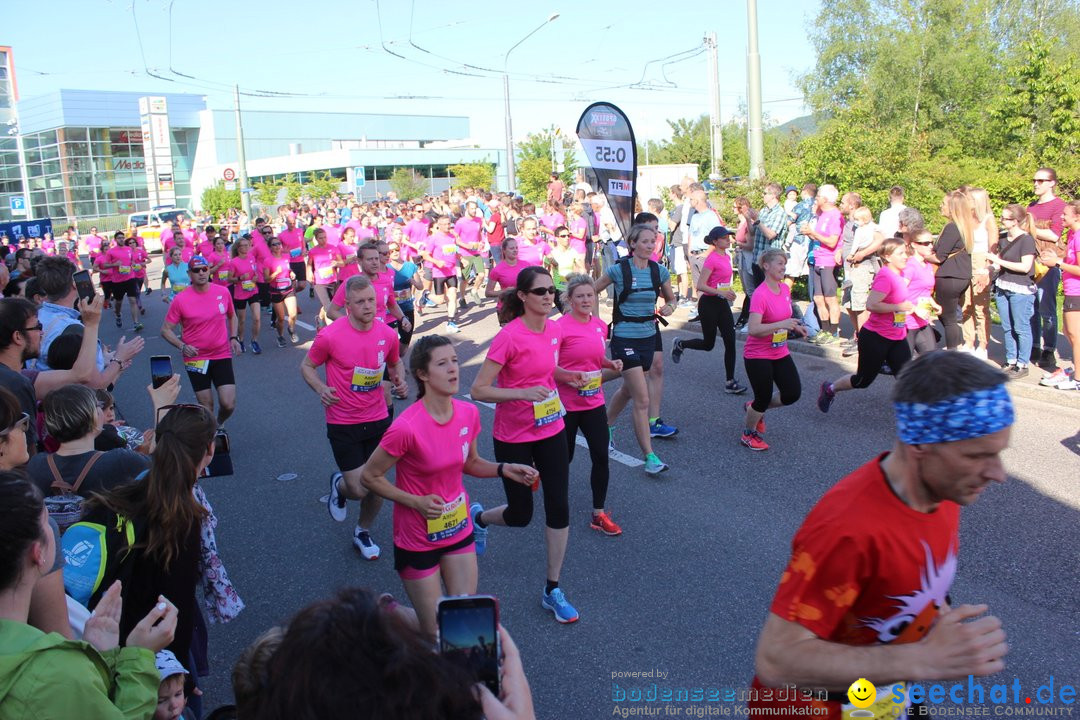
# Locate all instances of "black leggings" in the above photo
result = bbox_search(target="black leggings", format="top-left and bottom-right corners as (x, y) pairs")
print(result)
(850, 328), (912, 388)
(744, 355), (802, 413)
(736, 264), (767, 325)
(563, 405), (609, 509)
(493, 432), (570, 529)
(934, 276), (968, 349)
(681, 295), (737, 381)
(906, 325), (937, 355)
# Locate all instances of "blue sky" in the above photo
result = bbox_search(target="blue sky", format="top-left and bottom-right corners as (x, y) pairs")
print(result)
(6, 0), (821, 145)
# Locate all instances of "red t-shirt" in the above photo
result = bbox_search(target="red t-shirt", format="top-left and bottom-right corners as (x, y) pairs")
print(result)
(750, 455), (960, 719)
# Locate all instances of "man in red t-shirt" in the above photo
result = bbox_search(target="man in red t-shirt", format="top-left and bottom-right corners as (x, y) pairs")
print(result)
(750, 351), (1013, 719)
(546, 172), (565, 205)
(1027, 166), (1067, 370)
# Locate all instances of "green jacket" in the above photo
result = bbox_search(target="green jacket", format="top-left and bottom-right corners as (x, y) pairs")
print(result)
(0, 619), (158, 720)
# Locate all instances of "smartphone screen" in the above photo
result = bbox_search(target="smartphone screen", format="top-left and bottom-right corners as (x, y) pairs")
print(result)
(150, 355), (173, 389)
(73, 270), (95, 303)
(437, 595), (499, 695)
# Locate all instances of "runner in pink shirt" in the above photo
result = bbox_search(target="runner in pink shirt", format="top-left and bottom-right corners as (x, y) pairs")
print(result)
(515, 218), (551, 267)
(264, 238), (299, 348)
(741, 249), (808, 451)
(402, 206), (431, 264)
(95, 234), (120, 310)
(278, 219), (308, 293)
(555, 275), (625, 536)
(103, 235), (142, 331)
(421, 216), (463, 333)
(328, 242), (410, 333)
(455, 203), (487, 305)
(126, 236), (148, 321)
(302, 274), (407, 561)
(567, 203), (589, 255)
(307, 227), (345, 327)
(161, 255), (241, 424)
(484, 238), (525, 321)
(335, 227), (362, 283)
(352, 335), (537, 638)
(470, 265), (588, 624)
(82, 227), (104, 267)
(903, 230), (942, 356)
(819, 238), (914, 416)
(226, 237), (262, 354)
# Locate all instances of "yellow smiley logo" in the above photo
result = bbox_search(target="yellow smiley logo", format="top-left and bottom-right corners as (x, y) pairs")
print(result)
(847, 678), (877, 709)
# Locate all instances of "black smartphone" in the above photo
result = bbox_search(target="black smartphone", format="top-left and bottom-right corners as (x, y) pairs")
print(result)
(437, 595), (500, 695)
(73, 269), (95, 304)
(150, 355), (173, 389)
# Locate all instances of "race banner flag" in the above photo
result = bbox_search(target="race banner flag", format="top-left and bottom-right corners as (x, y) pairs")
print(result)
(575, 102), (637, 241)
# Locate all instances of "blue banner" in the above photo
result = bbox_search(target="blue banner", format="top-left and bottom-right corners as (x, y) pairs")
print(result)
(0, 218), (53, 242)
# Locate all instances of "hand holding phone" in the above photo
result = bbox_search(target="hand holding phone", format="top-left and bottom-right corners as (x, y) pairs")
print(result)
(437, 595), (500, 696)
(477, 626), (536, 720)
(73, 269), (96, 304)
(150, 355), (173, 389)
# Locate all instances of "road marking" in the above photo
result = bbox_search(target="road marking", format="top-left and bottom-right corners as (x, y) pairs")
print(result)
(464, 395), (643, 468)
(295, 320), (316, 331)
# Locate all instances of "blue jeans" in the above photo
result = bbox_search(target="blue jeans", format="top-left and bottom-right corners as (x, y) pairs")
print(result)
(802, 262), (821, 335)
(997, 289), (1036, 365)
(1029, 267), (1060, 353)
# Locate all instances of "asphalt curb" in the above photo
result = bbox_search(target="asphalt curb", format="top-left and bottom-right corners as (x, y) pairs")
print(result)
(666, 317), (1080, 411)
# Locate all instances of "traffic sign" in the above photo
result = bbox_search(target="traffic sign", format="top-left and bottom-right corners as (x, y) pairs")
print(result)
(9, 197), (27, 216)
(224, 181), (237, 191)
(223, 168), (236, 181)
(354, 166), (366, 188)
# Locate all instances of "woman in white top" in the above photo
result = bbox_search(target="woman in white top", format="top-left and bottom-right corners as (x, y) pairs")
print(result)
(962, 187), (997, 359)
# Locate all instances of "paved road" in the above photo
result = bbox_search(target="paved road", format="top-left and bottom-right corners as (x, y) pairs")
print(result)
(103, 258), (1080, 718)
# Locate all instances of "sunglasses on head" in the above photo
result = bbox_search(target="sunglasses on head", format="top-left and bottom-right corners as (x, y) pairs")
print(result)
(155, 403), (207, 429)
(525, 286), (557, 296)
(0, 412), (30, 438)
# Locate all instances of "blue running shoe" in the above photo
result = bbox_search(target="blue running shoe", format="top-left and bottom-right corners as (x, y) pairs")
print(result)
(649, 418), (678, 438)
(470, 502), (487, 556)
(541, 587), (579, 623)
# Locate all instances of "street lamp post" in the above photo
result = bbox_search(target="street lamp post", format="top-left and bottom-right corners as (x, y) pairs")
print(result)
(503, 12), (559, 194)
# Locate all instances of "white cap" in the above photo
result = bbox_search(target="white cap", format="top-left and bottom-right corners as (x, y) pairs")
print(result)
(155, 650), (190, 680)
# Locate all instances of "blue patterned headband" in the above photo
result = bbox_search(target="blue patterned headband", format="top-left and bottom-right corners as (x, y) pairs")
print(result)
(894, 384), (1014, 445)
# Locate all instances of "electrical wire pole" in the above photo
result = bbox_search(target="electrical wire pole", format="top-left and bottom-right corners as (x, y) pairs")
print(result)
(705, 32), (723, 177)
(746, 0), (765, 180)
(234, 85), (251, 217)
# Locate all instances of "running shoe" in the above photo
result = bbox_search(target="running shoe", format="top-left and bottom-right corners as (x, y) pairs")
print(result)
(607, 427), (615, 455)
(238, 340), (245, 354)
(841, 337), (857, 350)
(670, 338), (684, 364)
(589, 511), (622, 536)
(688, 309), (699, 322)
(470, 502), (487, 556)
(133, 322), (144, 332)
(724, 379), (747, 395)
(817, 381), (836, 413)
(743, 401), (766, 433)
(678, 299), (694, 309)
(1040, 367), (1072, 387)
(103, 299), (111, 310)
(820, 333), (841, 345)
(879, 363), (895, 376)
(309, 287), (315, 298)
(276, 335), (287, 348)
(1055, 378), (1078, 391)
(290, 331), (299, 344)
(808, 330), (830, 345)
(644, 453), (669, 475)
(353, 527), (380, 560)
(842, 344), (858, 358)
(139, 306), (146, 315)
(327, 472), (347, 522)
(734, 318), (747, 331)
(446, 321), (461, 333)
(741, 429), (769, 451)
(144, 287), (152, 296)
(541, 587), (579, 624)
(251, 340), (262, 355)
(114, 314), (122, 328)
(649, 418), (678, 438)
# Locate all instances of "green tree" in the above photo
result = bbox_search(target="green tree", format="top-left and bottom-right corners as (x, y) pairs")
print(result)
(304, 171), (344, 201)
(643, 116), (710, 177)
(253, 178), (284, 206)
(515, 127), (578, 204)
(389, 168), (428, 201)
(200, 181), (242, 218)
(448, 161), (496, 192)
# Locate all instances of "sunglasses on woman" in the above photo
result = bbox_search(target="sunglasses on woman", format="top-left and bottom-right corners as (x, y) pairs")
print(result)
(0, 412), (30, 437)
(525, 286), (557, 296)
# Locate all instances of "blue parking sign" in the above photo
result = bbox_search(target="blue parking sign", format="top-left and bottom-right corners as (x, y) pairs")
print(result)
(9, 197), (27, 216)
(354, 167), (366, 188)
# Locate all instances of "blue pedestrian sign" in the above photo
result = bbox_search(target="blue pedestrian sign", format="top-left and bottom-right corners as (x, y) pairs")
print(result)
(354, 167), (366, 188)
(9, 197), (27, 216)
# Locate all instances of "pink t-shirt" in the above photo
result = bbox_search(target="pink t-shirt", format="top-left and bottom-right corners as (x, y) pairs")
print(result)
(132, 248), (149, 279)
(83, 235), (103, 259)
(94, 254), (115, 283)
(331, 270), (394, 322)
(540, 212), (565, 232)
(1063, 229), (1079, 296)
(454, 216), (484, 257)
(205, 251), (228, 282)
(279, 228), (306, 261)
(161, 229), (175, 252)
(309, 244), (342, 285)
(516, 239), (550, 267)
(262, 255), (293, 291)
(402, 219), (431, 262)
(428, 232), (460, 279)
(744, 282), (793, 361)
(380, 399), (481, 552)
(903, 259), (936, 329)
(322, 224), (343, 248)
(569, 217), (588, 254)
(42, 240), (55, 255)
(105, 246), (136, 281)
(165, 285), (235, 362)
(174, 245), (195, 264)
(228, 257), (260, 299)
(357, 226), (378, 242)
(486, 317), (565, 443)
(812, 209), (844, 268)
(702, 250), (733, 289)
(555, 313), (609, 412)
(862, 266), (908, 341)
(197, 240), (215, 257)
(306, 317), (399, 425)
(488, 261), (523, 292)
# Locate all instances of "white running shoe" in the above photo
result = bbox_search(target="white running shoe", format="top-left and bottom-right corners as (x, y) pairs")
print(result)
(353, 527), (380, 560)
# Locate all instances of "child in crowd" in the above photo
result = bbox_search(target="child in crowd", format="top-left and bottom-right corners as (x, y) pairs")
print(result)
(155, 650), (195, 720)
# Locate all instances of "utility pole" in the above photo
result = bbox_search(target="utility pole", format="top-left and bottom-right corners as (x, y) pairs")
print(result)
(746, 0), (765, 180)
(705, 32), (723, 177)
(233, 85), (251, 217)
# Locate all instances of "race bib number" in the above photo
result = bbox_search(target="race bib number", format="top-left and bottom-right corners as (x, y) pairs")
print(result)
(133, 264), (143, 272)
(578, 370), (602, 397)
(426, 492), (469, 543)
(274, 278), (292, 290)
(184, 359), (209, 375)
(395, 288), (412, 302)
(532, 391), (565, 427)
(218, 271), (229, 280)
(119, 265), (131, 274)
(289, 246), (302, 258)
(771, 330), (788, 348)
(716, 283), (731, 294)
(241, 280), (256, 291)
(893, 311), (907, 328)
(317, 266), (335, 280)
(842, 683), (907, 720)
(442, 244), (458, 255)
(173, 284), (189, 293)
(350, 364), (384, 392)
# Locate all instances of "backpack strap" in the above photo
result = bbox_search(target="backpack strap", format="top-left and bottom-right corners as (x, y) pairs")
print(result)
(612, 258), (668, 328)
(48, 451), (105, 495)
(72, 452), (105, 494)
